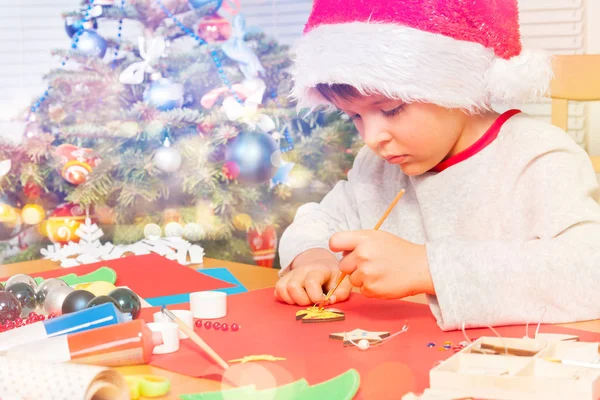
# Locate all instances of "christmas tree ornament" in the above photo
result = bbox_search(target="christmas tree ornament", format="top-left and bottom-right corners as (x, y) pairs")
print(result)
(6, 274), (38, 291)
(197, 14), (232, 43)
(5, 283), (38, 318)
(225, 132), (278, 184)
(153, 138), (182, 173)
(164, 222), (183, 238)
(143, 78), (184, 111)
(143, 223), (162, 238)
(62, 290), (96, 314)
(36, 278), (68, 304)
(62, 160), (92, 185)
(188, 0), (223, 15)
(64, 14), (98, 38)
(119, 36), (166, 85)
(54, 144), (100, 186)
(21, 204), (45, 225)
(247, 225), (277, 268)
(86, 295), (122, 311)
(108, 288), (141, 319)
(75, 30), (107, 58)
(183, 223), (204, 241)
(222, 15), (265, 80)
(232, 213), (252, 231)
(221, 160), (240, 180)
(0, 292), (21, 323)
(45, 203), (87, 245)
(23, 182), (42, 199)
(44, 286), (74, 316)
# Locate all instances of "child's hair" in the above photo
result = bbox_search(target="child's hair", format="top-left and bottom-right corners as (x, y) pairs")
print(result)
(315, 83), (361, 104)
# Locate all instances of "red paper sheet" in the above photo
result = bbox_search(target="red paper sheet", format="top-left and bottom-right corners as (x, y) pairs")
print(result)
(2, 254), (235, 298)
(141, 288), (600, 399)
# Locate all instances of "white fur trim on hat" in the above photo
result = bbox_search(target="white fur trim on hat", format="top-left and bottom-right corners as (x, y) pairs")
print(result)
(291, 22), (553, 113)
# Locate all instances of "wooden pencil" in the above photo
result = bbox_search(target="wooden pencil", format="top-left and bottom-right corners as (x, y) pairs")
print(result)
(161, 306), (229, 370)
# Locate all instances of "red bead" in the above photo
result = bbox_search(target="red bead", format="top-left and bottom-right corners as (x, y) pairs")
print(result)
(47, 313), (56, 319)
(213, 322), (221, 330)
(4, 321), (14, 330)
(14, 318), (23, 327)
(195, 320), (203, 328)
(221, 323), (228, 331)
(26, 317), (35, 325)
(231, 323), (239, 332)
(204, 321), (212, 329)
(37, 315), (46, 321)
(28, 312), (37, 319)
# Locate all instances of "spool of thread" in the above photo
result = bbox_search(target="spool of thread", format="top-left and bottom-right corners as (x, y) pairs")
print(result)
(189, 291), (226, 319)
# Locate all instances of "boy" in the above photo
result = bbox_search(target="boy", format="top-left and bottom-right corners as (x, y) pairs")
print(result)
(275, 0), (600, 331)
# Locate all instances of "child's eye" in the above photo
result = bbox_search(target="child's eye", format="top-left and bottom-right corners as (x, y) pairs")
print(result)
(348, 113), (361, 121)
(382, 105), (404, 118)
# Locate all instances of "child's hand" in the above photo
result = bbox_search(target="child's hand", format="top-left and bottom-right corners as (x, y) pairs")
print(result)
(275, 248), (352, 306)
(329, 231), (433, 299)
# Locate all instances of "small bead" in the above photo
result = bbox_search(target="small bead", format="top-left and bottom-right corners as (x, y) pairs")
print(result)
(28, 312), (37, 319)
(204, 321), (212, 329)
(231, 323), (239, 332)
(221, 323), (228, 331)
(47, 313), (56, 319)
(357, 339), (370, 351)
(37, 315), (45, 321)
(195, 320), (203, 328)
(427, 342), (436, 348)
(26, 317), (35, 325)
(213, 322), (221, 330)
(14, 318), (23, 327)
(443, 344), (451, 349)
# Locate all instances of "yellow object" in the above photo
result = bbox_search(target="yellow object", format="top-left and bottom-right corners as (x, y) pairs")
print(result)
(125, 375), (171, 398)
(21, 204), (45, 225)
(86, 281), (117, 296)
(232, 213), (252, 231)
(229, 355), (287, 364)
(0, 203), (20, 225)
(548, 55), (600, 173)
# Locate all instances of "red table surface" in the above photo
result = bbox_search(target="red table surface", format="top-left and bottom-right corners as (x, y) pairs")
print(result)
(141, 288), (600, 400)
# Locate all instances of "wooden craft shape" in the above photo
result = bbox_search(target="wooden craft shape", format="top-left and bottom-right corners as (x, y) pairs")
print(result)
(329, 328), (391, 346)
(424, 334), (600, 399)
(295, 306), (345, 323)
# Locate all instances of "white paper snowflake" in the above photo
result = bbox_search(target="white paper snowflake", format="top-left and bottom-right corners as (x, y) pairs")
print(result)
(40, 219), (205, 268)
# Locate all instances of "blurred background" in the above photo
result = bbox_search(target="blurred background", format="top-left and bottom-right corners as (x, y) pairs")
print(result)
(0, 0), (598, 268)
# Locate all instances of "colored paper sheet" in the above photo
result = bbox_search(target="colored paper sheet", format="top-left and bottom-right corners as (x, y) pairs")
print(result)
(4, 254), (235, 299)
(197, 268), (248, 295)
(142, 288), (600, 400)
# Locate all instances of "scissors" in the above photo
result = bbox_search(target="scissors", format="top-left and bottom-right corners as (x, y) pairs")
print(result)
(125, 375), (171, 399)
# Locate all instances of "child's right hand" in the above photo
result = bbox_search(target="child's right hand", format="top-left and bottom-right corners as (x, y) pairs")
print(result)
(275, 248), (352, 306)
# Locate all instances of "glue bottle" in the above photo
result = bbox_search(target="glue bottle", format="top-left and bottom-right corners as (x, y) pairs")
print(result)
(0, 303), (131, 353)
(7, 319), (162, 367)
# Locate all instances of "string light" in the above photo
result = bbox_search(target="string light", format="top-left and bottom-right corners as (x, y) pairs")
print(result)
(111, 0), (126, 68)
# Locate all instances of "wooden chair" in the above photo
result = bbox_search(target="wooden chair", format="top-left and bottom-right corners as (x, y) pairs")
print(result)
(549, 54), (600, 173)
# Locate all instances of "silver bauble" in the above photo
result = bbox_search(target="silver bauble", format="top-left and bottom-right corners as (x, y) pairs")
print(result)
(43, 286), (74, 316)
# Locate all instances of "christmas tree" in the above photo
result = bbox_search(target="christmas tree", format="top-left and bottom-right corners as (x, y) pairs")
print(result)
(0, 0), (359, 267)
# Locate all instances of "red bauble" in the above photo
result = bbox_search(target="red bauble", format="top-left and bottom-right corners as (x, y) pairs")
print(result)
(197, 14), (232, 43)
(222, 161), (240, 180)
(23, 182), (41, 199)
(247, 225), (278, 268)
(45, 203), (88, 245)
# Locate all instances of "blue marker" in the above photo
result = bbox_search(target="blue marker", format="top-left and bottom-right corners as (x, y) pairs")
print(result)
(0, 303), (131, 353)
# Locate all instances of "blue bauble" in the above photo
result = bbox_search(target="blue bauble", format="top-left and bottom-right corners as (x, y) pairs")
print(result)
(225, 132), (279, 184)
(76, 30), (107, 58)
(143, 79), (185, 111)
(65, 15), (98, 38)
(188, 0), (223, 15)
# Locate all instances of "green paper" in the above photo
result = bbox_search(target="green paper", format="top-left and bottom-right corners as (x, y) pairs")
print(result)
(179, 385), (256, 400)
(295, 369), (360, 400)
(178, 370), (359, 400)
(29, 267), (117, 287)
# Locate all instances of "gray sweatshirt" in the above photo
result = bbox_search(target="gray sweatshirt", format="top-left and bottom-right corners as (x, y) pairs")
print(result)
(278, 112), (600, 331)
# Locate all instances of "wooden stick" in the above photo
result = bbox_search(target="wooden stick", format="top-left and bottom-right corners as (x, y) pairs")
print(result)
(320, 189), (406, 307)
(161, 306), (229, 370)
(480, 343), (539, 357)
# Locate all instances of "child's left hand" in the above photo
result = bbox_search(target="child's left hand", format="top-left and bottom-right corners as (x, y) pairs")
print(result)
(329, 230), (434, 299)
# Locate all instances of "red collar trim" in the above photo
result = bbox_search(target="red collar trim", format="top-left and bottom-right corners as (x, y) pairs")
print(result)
(431, 109), (521, 173)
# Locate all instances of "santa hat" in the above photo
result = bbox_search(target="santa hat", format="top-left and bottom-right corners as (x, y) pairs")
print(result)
(291, 0), (553, 113)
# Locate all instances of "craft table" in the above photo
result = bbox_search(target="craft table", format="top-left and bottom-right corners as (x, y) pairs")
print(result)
(2, 257), (600, 400)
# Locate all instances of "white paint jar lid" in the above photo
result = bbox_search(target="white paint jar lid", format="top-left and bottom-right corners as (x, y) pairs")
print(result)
(190, 291), (227, 319)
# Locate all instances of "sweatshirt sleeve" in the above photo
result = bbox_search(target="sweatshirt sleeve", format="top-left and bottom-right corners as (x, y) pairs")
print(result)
(426, 144), (600, 331)
(277, 147), (370, 276)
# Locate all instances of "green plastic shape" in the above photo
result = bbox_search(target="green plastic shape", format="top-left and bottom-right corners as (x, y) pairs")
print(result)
(13, 267), (118, 287)
(178, 369), (360, 400)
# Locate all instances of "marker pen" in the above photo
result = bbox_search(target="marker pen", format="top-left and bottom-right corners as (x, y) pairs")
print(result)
(7, 319), (162, 367)
(0, 303), (131, 353)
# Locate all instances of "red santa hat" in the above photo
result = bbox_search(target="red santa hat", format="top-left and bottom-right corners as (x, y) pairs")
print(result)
(291, 0), (553, 112)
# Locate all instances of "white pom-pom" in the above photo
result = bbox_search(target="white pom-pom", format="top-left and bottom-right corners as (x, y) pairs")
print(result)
(485, 49), (554, 105)
(357, 339), (370, 351)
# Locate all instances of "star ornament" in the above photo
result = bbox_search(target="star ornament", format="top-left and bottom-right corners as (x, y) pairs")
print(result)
(329, 329), (391, 346)
(295, 306), (345, 323)
(229, 355), (286, 364)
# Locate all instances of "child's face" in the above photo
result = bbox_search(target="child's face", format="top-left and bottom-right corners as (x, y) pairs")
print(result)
(333, 94), (468, 175)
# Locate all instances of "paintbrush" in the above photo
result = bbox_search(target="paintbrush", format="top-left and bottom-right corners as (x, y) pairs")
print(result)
(318, 189), (406, 309)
